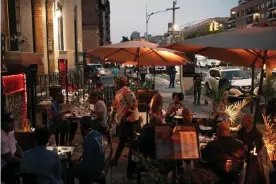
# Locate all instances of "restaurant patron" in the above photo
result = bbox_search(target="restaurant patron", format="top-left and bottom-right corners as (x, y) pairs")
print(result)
(1, 112), (23, 184)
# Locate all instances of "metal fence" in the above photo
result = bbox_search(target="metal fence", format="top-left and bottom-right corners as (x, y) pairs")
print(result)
(36, 70), (115, 107)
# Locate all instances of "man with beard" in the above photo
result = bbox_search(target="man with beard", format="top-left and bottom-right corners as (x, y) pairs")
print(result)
(111, 76), (142, 180)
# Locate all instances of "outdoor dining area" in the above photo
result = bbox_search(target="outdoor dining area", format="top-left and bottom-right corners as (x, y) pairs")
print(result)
(1, 25), (276, 184)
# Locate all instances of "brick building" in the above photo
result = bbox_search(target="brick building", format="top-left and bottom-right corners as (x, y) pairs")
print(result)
(1, 0), (43, 73)
(82, 0), (111, 52)
(1, 0), (83, 73)
(227, 0), (276, 30)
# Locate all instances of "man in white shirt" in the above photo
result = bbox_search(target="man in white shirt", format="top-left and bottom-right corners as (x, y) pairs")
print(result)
(1, 113), (23, 184)
(88, 92), (110, 144)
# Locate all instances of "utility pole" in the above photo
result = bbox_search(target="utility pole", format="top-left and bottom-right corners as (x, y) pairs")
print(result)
(167, 0), (180, 43)
(146, 4), (148, 40)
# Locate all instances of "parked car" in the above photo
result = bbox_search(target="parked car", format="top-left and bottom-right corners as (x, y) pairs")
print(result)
(155, 66), (166, 73)
(205, 59), (221, 68)
(196, 55), (207, 68)
(196, 56), (221, 68)
(87, 63), (106, 76)
(205, 67), (252, 98)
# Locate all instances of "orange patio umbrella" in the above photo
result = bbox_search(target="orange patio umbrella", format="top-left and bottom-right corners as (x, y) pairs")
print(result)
(162, 26), (276, 125)
(87, 40), (188, 66)
(162, 26), (276, 68)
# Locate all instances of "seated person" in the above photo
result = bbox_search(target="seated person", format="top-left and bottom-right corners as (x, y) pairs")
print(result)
(202, 122), (246, 184)
(72, 116), (105, 182)
(181, 108), (193, 124)
(149, 93), (165, 121)
(1, 113), (23, 184)
(139, 115), (163, 159)
(48, 92), (73, 146)
(21, 127), (63, 184)
(167, 92), (184, 117)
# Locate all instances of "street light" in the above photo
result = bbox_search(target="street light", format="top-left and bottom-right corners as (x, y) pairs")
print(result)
(146, 6), (168, 40)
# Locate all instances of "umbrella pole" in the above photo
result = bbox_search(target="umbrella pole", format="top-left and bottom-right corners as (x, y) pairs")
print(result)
(250, 57), (258, 113)
(250, 65), (255, 113)
(253, 58), (266, 127)
(153, 67), (155, 90)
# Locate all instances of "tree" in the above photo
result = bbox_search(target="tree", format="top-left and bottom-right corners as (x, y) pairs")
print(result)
(121, 36), (130, 42)
(175, 35), (184, 42)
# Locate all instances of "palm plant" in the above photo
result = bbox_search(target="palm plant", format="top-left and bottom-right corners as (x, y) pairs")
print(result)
(209, 79), (228, 113)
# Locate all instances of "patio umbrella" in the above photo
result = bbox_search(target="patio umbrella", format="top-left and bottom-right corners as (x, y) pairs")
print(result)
(88, 40), (187, 89)
(162, 26), (276, 125)
(87, 40), (187, 66)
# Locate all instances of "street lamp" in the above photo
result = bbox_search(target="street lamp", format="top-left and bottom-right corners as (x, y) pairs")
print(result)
(146, 6), (168, 40)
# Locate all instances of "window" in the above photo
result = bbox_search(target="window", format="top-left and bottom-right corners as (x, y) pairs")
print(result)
(266, 11), (270, 17)
(210, 70), (220, 78)
(267, 0), (271, 7)
(241, 10), (244, 16)
(222, 70), (249, 80)
(237, 12), (240, 17)
(261, 13), (265, 18)
(261, 3), (265, 9)
(57, 4), (64, 50)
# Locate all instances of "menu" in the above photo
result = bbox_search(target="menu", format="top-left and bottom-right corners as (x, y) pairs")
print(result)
(155, 125), (200, 160)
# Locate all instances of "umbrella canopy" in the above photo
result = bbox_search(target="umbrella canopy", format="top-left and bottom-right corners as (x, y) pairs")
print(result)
(122, 61), (138, 66)
(162, 26), (276, 68)
(87, 40), (187, 66)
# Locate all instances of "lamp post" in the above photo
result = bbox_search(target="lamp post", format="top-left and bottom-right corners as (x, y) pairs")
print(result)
(146, 5), (168, 40)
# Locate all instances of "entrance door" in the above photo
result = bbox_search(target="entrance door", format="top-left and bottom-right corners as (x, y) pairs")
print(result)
(58, 59), (67, 90)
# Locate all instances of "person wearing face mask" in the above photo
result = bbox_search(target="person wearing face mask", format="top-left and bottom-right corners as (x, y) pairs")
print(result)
(1, 112), (23, 184)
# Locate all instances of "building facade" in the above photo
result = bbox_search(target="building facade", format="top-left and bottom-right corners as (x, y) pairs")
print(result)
(130, 31), (141, 40)
(82, 0), (110, 52)
(1, 0), (43, 72)
(1, 0), (83, 73)
(227, 0), (276, 30)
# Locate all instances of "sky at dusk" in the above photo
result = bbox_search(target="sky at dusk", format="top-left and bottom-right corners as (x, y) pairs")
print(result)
(109, 0), (238, 43)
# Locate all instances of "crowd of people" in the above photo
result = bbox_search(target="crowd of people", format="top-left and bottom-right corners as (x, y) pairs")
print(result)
(1, 71), (275, 184)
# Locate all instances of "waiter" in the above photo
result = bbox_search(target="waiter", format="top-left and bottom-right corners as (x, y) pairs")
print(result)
(111, 76), (142, 180)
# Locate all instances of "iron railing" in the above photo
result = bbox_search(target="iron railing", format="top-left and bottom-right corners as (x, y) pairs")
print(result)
(36, 70), (115, 110)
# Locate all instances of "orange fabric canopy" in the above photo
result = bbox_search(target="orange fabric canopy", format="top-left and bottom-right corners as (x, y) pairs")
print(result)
(87, 40), (188, 66)
(162, 27), (276, 68)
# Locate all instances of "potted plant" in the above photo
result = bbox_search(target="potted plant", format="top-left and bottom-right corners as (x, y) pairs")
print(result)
(178, 163), (218, 184)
